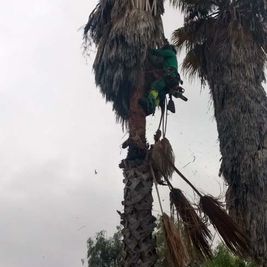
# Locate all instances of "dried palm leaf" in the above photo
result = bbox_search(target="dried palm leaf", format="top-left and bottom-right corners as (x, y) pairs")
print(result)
(159, 148), (250, 257)
(151, 138), (175, 180)
(199, 195), (250, 257)
(170, 188), (213, 260)
(162, 213), (189, 267)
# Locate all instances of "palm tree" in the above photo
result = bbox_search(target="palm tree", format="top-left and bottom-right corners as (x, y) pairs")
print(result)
(171, 0), (267, 265)
(83, 0), (166, 265)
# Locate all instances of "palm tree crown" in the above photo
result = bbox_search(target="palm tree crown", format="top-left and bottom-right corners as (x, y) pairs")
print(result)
(84, 0), (165, 124)
(171, 0), (266, 82)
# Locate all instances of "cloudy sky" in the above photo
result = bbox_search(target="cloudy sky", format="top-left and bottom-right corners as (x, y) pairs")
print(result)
(0, 1), (236, 266)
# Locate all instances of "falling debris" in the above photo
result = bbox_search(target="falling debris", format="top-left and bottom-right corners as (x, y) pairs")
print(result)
(183, 155), (196, 168)
(77, 225), (86, 231)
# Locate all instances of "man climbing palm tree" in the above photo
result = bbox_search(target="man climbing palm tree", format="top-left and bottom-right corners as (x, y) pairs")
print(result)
(139, 43), (183, 115)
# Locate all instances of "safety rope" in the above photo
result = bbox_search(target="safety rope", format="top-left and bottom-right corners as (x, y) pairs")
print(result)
(158, 98), (169, 139)
(161, 106), (165, 137)
(163, 98), (168, 137)
(151, 99), (170, 217)
(157, 107), (164, 131)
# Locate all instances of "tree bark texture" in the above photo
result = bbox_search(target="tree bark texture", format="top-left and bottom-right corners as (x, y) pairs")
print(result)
(121, 160), (157, 267)
(121, 71), (157, 266)
(205, 33), (267, 265)
(127, 71), (147, 160)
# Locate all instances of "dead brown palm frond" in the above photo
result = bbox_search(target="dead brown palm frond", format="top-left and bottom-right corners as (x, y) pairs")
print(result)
(170, 188), (213, 260)
(159, 149), (250, 257)
(151, 138), (175, 181)
(162, 213), (189, 267)
(199, 196), (250, 257)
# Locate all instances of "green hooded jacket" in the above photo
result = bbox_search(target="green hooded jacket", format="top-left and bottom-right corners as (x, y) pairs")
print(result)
(151, 48), (178, 70)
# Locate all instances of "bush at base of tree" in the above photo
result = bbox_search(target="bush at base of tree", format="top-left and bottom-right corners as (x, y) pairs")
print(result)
(202, 245), (257, 267)
(87, 227), (123, 267)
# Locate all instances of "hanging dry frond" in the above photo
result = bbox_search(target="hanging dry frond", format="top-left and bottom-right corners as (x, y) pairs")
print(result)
(199, 196), (250, 257)
(159, 151), (251, 259)
(151, 138), (175, 180)
(170, 188), (213, 260)
(162, 213), (189, 267)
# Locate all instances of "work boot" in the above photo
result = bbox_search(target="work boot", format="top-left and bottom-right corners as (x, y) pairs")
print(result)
(139, 98), (155, 116)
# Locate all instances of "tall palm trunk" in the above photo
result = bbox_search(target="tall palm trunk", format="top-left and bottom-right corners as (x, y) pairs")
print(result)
(205, 31), (267, 265)
(121, 72), (157, 266)
(122, 162), (157, 266)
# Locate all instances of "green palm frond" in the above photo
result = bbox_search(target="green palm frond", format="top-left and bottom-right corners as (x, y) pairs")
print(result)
(172, 0), (266, 82)
(172, 27), (189, 51)
(182, 45), (205, 80)
(172, 16), (215, 82)
(172, 17), (216, 51)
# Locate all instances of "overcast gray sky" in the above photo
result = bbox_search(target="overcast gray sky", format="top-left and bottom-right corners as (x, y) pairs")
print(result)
(0, 1), (246, 266)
